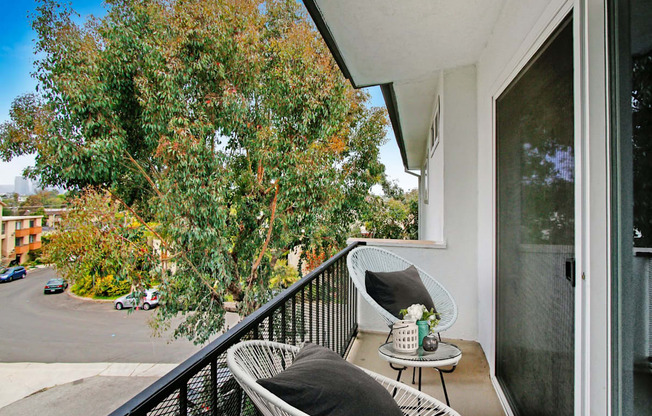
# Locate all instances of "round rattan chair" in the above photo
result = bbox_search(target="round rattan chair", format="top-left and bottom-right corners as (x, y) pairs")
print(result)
(226, 340), (460, 416)
(347, 246), (458, 333)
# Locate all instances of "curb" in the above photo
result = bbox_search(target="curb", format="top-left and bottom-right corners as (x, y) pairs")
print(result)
(0, 362), (178, 409)
(65, 288), (115, 303)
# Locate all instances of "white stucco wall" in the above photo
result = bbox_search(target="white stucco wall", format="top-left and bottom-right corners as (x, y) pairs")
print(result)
(359, 64), (480, 341)
(356, 241), (477, 341)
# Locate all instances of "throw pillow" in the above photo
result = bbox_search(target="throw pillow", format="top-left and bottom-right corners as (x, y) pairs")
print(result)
(365, 265), (436, 318)
(257, 343), (404, 416)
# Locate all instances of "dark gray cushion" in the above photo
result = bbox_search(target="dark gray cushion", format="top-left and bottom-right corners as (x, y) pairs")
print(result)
(365, 265), (436, 318)
(257, 343), (403, 416)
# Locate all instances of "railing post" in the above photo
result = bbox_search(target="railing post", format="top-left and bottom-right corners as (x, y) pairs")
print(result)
(308, 281), (312, 343)
(291, 294), (296, 345)
(338, 258), (344, 355)
(330, 266), (334, 352)
(281, 303), (286, 344)
(179, 384), (188, 416)
(315, 275), (320, 345)
(211, 359), (218, 416)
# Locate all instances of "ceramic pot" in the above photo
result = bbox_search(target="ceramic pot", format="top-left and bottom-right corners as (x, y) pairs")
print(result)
(416, 320), (429, 346)
(422, 334), (439, 352)
(392, 320), (419, 354)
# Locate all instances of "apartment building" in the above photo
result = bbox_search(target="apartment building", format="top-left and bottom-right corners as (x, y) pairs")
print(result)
(1, 212), (43, 265)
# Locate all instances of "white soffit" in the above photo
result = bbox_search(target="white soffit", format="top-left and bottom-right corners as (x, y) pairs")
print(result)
(310, 0), (504, 169)
(394, 76), (441, 169)
(313, 0), (504, 86)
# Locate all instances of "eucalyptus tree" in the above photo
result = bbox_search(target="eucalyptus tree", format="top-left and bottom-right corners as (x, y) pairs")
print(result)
(0, 0), (387, 343)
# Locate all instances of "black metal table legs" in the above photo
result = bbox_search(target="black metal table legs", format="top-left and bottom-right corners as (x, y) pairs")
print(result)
(389, 363), (455, 406)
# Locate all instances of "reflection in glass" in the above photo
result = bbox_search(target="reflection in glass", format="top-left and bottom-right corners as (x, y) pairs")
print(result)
(611, 0), (652, 414)
(496, 17), (575, 416)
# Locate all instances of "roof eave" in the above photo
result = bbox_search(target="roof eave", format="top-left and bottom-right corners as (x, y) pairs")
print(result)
(303, 0), (410, 171)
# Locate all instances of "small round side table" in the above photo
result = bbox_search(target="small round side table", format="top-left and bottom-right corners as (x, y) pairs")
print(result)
(378, 341), (462, 406)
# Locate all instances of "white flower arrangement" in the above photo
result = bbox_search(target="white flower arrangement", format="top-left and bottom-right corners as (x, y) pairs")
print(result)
(405, 304), (425, 321)
(399, 303), (441, 333)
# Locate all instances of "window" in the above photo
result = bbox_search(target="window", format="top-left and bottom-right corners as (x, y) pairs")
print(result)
(15, 237), (22, 247)
(1, 223), (5, 234)
(431, 97), (440, 157)
(15, 222), (22, 230)
(29, 235), (35, 243)
(29, 220), (35, 228)
(422, 154), (429, 205)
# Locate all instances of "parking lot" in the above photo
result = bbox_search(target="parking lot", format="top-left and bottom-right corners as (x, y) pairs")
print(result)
(0, 267), (213, 363)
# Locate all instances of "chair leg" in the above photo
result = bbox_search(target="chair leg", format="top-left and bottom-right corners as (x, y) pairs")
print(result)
(392, 368), (403, 397)
(385, 328), (393, 343)
(412, 367), (416, 384)
(439, 369), (450, 406)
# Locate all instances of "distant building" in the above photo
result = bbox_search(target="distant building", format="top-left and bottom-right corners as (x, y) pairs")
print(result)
(1, 202), (43, 265)
(14, 176), (31, 196)
(43, 208), (68, 233)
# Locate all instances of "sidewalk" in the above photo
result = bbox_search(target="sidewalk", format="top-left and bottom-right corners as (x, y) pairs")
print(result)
(0, 362), (176, 411)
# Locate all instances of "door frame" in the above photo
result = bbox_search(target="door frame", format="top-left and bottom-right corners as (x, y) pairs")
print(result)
(487, 0), (610, 414)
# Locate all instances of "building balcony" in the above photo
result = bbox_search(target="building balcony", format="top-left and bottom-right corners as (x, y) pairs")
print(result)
(15, 229), (29, 238)
(30, 226), (42, 235)
(15, 245), (29, 255)
(110, 242), (505, 416)
(29, 241), (42, 250)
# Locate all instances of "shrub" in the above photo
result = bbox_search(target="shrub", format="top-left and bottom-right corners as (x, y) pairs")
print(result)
(269, 260), (300, 289)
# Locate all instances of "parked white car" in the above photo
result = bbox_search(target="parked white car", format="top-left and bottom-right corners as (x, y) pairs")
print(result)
(114, 289), (159, 310)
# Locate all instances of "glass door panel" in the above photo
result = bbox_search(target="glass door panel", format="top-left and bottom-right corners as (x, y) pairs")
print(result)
(610, 0), (652, 414)
(496, 16), (575, 416)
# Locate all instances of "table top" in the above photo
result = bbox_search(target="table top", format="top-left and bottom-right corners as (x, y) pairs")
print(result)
(378, 341), (462, 368)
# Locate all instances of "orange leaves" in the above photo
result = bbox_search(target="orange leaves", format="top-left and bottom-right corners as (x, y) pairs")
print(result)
(327, 136), (346, 155)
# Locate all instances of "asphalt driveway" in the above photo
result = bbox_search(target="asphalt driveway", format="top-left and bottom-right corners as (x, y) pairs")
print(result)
(0, 267), (224, 363)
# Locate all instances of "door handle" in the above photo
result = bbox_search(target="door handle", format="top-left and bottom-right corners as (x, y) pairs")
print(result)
(565, 258), (576, 287)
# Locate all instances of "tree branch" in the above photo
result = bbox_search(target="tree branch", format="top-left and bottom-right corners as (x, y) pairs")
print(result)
(247, 183), (279, 288)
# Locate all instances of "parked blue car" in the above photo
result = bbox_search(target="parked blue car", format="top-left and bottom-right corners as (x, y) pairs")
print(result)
(0, 266), (26, 283)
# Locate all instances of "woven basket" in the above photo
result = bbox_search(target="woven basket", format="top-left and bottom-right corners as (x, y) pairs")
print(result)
(393, 320), (418, 354)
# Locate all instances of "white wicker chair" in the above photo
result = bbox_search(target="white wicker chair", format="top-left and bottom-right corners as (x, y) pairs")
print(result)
(226, 340), (460, 416)
(347, 246), (458, 333)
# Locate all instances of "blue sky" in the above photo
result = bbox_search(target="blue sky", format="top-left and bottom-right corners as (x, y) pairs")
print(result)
(0, 1), (415, 191)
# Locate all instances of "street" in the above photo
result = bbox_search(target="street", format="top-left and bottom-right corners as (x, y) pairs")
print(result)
(0, 267), (221, 363)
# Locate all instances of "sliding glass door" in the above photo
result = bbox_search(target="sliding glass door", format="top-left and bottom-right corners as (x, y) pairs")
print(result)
(496, 16), (575, 415)
(610, 0), (652, 414)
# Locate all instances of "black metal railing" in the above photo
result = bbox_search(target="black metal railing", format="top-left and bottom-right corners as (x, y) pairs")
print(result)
(110, 241), (362, 416)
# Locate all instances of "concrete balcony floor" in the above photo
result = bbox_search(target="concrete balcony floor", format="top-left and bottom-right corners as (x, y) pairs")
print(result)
(348, 331), (506, 416)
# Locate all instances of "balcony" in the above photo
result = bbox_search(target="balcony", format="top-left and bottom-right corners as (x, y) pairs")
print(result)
(30, 226), (42, 235)
(110, 242), (505, 416)
(15, 228), (29, 238)
(29, 241), (42, 250)
(15, 245), (29, 255)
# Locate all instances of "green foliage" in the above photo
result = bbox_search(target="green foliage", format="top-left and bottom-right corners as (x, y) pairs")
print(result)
(269, 259), (300, 289)
(1, 190), (66, 215)
(71, 274), (131, 298)
(0, 0), (387, 344)
(399, 306), (441, 333)
(94, 275), (132, 297)
(633, 51), (652, 246)
(45, 189), (155, 297)
(28, 248), (43, 264)
(357, 178), (418, 240)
